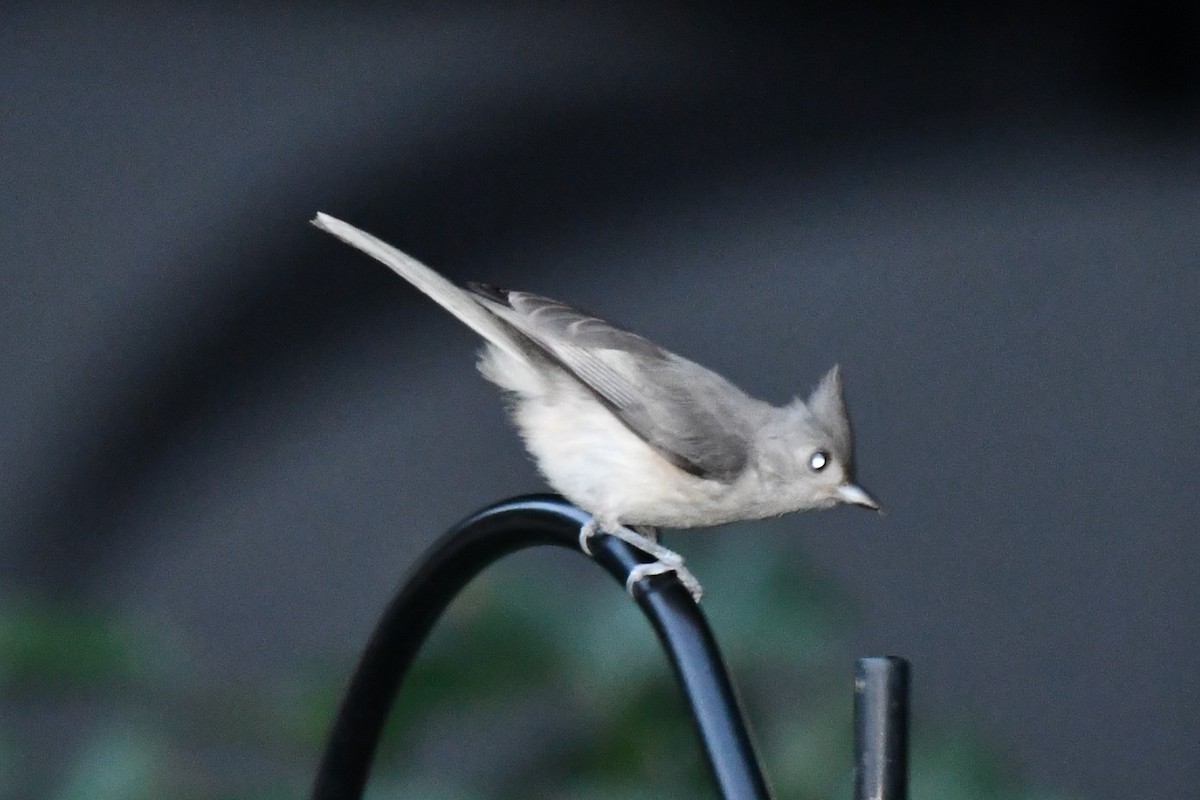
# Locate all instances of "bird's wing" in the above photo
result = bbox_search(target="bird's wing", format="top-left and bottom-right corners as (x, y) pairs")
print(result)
(311, 214), (754, 481)
(469, 284), (755, 481)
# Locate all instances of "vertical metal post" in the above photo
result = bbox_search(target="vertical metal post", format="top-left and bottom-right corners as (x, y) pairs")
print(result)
(854, 656), (910, 800)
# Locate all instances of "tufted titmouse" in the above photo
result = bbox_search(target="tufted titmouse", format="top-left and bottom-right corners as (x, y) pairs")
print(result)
(313, 213), (878, 600)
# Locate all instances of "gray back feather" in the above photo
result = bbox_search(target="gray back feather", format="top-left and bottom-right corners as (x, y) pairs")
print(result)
(469, 286), (757, 481)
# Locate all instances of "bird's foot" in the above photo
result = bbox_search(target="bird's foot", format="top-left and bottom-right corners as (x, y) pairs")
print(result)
(577, 518), (703, 602)
(625, 557), (704, 603)
(578, 518), (599, 556)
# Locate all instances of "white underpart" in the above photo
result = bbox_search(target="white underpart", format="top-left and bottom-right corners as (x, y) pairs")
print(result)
(479, 345), (759, 529)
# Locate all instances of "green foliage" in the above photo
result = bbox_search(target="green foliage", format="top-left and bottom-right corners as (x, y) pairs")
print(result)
(1, 540), (1066, 799)
(0, 600), (168, 690)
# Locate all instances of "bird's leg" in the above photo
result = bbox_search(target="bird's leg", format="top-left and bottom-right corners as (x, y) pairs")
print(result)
(577, 518), (703, 602)
(633, 525), (659, 542)
(622, 530), (703, 602)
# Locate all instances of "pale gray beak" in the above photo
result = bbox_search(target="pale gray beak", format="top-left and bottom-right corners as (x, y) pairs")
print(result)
(835, 483), (881, 511)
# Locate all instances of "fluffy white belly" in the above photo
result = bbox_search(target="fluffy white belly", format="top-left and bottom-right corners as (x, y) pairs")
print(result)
(478, 343), (770, 529)
(513, 388), (753, 528)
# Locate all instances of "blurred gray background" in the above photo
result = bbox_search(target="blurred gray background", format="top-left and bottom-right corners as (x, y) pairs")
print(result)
(2, 3), (1197, 799)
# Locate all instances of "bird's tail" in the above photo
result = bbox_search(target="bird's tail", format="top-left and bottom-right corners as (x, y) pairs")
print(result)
(311, 213), (529, 365)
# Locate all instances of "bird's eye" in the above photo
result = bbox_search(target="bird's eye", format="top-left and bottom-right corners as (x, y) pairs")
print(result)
(809, 450), (829, 472)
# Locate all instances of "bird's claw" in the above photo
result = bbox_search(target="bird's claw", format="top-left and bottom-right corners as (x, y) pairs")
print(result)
(580, 518), (704, 603)
(578, 518), (598, 556)
(626, 560), (704, 602)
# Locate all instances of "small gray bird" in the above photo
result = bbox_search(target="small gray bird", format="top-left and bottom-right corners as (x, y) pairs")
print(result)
(313, 213), (878, 600)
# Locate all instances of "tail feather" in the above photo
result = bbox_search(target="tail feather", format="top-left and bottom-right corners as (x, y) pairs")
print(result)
(311, 213), (529, 364)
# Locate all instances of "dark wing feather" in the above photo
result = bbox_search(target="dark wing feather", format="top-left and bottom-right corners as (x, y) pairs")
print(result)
(468, 284), (754, 480)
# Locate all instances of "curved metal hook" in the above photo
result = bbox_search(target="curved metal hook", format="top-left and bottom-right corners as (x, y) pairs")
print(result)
(309, 494), (772, 800)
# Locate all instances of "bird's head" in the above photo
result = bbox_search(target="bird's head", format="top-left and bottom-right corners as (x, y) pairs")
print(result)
(768, 364), (880, 512)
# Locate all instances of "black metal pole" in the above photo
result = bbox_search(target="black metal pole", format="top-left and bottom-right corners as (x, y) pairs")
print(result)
(310, 494), (772, 800)
(854, 656), (910, 800)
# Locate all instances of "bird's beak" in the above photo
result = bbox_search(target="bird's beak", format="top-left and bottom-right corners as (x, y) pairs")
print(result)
(835, 483), (881, 511)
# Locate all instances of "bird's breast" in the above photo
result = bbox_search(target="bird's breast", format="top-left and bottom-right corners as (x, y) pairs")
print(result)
(508, 386), (751, 528)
